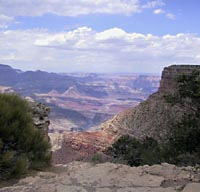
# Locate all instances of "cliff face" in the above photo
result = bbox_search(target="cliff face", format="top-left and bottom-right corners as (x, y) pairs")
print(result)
(159, 65), (200, 94)
(100, 65), (200, 142)
(53, 65), (200, 164)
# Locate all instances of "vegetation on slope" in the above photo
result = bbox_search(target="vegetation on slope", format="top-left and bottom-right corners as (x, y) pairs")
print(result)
(108, 70), (200, 166)
(0, 94), (51, 180)
(107, 136), (161, 166)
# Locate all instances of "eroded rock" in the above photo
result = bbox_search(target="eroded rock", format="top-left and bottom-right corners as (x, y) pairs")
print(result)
(0, 162), (199, 192)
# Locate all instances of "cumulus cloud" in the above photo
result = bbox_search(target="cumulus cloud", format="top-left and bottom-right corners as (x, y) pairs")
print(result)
(153, 8), (175, 20)
(0, 27), (200, 73)
(0, 0), (166, 17)
(0, 14), (14, 28)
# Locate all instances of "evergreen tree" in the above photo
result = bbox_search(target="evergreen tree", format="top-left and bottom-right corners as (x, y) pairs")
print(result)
(0, 94), (51, 179)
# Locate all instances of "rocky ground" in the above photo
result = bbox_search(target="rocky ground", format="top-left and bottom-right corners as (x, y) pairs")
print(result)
(0, 162), (199, 192)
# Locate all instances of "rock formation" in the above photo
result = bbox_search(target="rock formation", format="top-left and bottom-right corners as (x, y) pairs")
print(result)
(25, 97), (50, 141)
(27, 98), (50, 140)
(0, 162), (200, 192)
(53, 65), (200, 164)
(100, 65), (200, 142)
(53, 131), (113, 164)
(159, 65), (200, 94)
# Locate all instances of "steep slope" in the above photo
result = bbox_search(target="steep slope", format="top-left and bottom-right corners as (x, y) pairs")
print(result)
(100, 65), (200, 142)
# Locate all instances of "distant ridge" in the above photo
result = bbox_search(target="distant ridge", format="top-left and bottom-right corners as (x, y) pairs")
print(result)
(0, 64), (76, 94)
(0, 64), (12, 69)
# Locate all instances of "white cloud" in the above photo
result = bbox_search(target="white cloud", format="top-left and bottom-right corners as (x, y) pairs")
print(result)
(0, 0), (140, 17)
(143, 0), (165, 9)
(196, 54), (200, 59)
(166, 13), (175, 20)
(153, 9), (165, 14)
(153, 9), (175, 20)
(0, 0), (165, 17)
(0, 14), (14, 28)
(0, 28), (200, 73)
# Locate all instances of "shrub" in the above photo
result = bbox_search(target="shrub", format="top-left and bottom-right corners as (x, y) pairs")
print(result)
(107, 136), (161, 166)
(0, 94), (51, 179)
(11, 154), (28, 178)
(91, 153), (104, 164)
(140, 137), (162, 165)
(107, 135), (142, 166)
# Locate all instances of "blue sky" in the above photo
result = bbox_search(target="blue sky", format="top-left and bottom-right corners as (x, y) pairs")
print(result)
(0, 0), (200, 73)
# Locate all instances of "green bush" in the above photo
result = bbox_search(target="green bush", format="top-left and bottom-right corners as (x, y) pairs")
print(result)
(91, 153), (104, 164)
(107, 136), (161, 166)
(162, 115), (200, 165)
(177, 70), (200, 102)
(140, 137), (162, 165)
(0, 94), (51, 179)
(108, 70), (200, 167)
(11, 154), (28, 178)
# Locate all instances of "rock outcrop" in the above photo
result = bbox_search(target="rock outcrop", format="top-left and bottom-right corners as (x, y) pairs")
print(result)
(100, 65), (200, 142)
(0, 162), (200, 192)
(25, 97), (50, 141)
(53, 65), (200, 164)
(31, 103), (50, 131)
(27, 98), (50, 140)
(53, 131), (113, 164)
(159, 65), (200, 94)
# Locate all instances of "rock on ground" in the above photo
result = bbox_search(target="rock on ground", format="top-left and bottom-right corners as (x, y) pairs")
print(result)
(0, 162), (200, 192)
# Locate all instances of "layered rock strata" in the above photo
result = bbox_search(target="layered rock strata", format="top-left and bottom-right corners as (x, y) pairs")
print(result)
(53, 131), (114, 164)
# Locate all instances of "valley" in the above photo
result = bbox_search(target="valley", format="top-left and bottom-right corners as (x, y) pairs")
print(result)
(0, 64), (160, 132)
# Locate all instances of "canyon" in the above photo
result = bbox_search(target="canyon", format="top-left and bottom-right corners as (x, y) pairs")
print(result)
(53, 65), (200, 164)
(0, 64), (200, 192)
(0, 64), (159, 132)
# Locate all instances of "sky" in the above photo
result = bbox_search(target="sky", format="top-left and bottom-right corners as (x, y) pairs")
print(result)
(0, 0), (200, 74)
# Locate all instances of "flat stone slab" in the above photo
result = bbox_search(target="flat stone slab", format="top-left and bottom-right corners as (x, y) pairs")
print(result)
(0, 162), (199, 192)
(182, 183), (200, 192)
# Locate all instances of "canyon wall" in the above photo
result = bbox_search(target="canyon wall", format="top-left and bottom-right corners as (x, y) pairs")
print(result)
(100, 65), (200, 141)
(53, 65), (200, 164)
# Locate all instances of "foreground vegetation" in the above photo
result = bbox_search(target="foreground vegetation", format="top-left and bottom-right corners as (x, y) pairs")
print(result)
(108, 70), (200, 166)
(0, 94), (51, 180)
